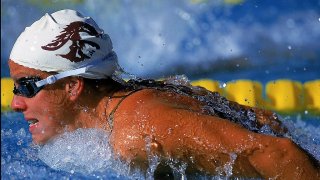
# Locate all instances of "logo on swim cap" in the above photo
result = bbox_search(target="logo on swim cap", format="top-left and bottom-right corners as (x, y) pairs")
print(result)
(41, 21), (101, 62)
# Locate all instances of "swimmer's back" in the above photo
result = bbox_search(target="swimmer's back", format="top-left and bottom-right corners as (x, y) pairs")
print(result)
(108, 88), (320, 178)
(109, 88), (248, 165)
(109, 88), (209, 160)
(112, 88), (205, 118)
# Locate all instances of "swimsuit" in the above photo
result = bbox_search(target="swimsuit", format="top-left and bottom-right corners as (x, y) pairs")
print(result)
(107, 89), (142, 131)
(106, 79), (286, 137)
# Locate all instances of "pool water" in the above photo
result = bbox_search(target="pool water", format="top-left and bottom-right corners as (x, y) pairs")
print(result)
(1, 0), (319, 79)
(1, 112), (131, 180)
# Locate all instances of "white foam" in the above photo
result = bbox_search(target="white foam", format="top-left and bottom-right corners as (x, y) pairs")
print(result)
(38, 128), (125, 175)
(80, 1), (320, 76)
(283, 116), (320, 161)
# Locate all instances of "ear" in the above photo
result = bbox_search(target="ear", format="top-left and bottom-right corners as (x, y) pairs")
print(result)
(65, 77), (84, 101)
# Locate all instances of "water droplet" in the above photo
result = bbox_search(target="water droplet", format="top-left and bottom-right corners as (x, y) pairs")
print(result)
(222, 83), (227, 88)
(16, 128), (26, 138)
(17, 140), (23, 146)
(5, 129), (12, 136)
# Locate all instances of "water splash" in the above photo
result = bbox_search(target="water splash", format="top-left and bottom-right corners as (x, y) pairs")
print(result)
(38, 128), (114, 174)
(164, 74), (191, 86)
(215, 153), (237, 178)
(2, 0), (319, 78)
(283, 116), (320, 161)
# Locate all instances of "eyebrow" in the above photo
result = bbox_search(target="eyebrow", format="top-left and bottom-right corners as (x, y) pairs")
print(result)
(12, 70), (46, 79)
(11, 74), (37, 82)
(11, 75), (25, 82)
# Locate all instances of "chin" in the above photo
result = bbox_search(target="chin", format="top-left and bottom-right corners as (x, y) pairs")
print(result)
(32, 135), (50, 145)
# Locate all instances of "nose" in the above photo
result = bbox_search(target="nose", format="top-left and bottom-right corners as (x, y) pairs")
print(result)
(11, 95), (27, 112)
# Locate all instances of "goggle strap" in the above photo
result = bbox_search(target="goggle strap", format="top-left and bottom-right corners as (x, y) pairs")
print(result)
(35, 67), (87, 87)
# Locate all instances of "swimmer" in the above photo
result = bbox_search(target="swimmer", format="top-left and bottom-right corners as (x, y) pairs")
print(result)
(9, 9), (319, 179)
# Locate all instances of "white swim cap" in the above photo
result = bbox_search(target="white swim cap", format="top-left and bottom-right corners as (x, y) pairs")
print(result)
(9, 9), (119, 80)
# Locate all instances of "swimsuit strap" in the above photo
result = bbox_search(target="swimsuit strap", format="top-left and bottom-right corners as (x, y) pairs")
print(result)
(107, 88), (143, 131)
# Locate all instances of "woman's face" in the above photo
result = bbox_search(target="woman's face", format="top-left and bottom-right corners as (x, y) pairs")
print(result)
(9, 60), (75, 144)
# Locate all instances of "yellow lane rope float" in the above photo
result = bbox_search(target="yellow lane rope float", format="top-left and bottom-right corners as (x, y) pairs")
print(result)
(1, 78), (319, 114)
(1, 78), (14, 112)
(224, 80), (264, 108)
(266, 79), (304, 113)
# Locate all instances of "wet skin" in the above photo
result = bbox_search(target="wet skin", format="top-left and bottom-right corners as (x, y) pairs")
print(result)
(9, 61), (76, 144)
(110, 89), (320, 178)
(9, 60), (320, 179)
(9, 61), (107, 144)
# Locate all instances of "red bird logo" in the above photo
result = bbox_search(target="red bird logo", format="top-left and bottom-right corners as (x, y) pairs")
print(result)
(41, 21), (101, 62)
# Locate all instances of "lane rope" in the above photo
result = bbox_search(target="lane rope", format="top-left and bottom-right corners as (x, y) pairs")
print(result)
(2, 78), (319, 114)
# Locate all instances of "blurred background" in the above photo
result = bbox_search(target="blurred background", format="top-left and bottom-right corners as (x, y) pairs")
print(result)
(1, 0), (320, 83)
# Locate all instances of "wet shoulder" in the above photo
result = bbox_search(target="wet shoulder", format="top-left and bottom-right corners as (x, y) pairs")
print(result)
(115, 88), (203, 114)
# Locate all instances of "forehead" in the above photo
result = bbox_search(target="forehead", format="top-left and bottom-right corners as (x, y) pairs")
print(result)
(9, 60), (50, 80)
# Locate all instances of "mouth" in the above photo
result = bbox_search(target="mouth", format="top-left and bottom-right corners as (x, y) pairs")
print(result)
(27, 119), (39, 126)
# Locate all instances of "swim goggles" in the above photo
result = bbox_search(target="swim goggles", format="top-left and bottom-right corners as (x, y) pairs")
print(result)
(13, 67), (87, 98)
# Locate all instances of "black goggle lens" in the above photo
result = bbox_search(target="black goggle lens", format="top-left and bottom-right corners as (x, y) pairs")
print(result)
(13, 77), (44, 98)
